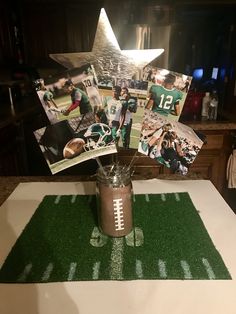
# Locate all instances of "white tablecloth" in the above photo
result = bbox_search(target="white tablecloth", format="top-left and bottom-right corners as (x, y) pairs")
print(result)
(0, 179), (236, 314)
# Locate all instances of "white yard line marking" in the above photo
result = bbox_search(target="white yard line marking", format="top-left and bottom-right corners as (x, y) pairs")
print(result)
(110, 238), (124, 280)
(18, 263), (32, 282)
(133, 194), (136, 202)
(202, 258), (216, 279)
(158, 259), (167, 278)
(145, 194), (150, 202)
(174, 193), (180, 201)
(42, 263), (54, 281)
(136, 259), (143, 278)
(71, 195), (77, 203)
(181, 260), (192, 279)
(161, 193), (166, 201)
(68, 262), (77, 281)
(92, 261), (101, 280)
(54, 195), (61, 204)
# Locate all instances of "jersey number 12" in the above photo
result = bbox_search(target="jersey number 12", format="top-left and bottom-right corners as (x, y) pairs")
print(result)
(159, 94), (173, 109)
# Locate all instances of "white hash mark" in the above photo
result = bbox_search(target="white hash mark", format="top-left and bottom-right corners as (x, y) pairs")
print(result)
(42, 263), (54, 281)
(18, 263), (32, 282)
(202, 258), (216, 279)
(136, 259), (143, 278)
(161, 194), (166, 201)
(54, 195), (61, 204)
(158, 259), (167, 278)
(181, 260), (192, 279)
(68, 262), (77, 281)
(145, 194), (150, 202)
(175, 193), (180, 201)
(71, 195), (77, 203)
(92, 261), (101, 280)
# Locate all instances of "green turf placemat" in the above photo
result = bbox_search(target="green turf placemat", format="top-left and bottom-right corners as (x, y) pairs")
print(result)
(0, 193), (231, 282)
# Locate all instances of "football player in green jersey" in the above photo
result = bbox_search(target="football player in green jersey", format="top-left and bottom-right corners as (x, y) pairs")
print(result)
(103, 85), (122, 142)
(35, 78), (59, 124)
(117, 87), (137, 148)
(62, 79), (92, 116)
(146, 73), (183, 117)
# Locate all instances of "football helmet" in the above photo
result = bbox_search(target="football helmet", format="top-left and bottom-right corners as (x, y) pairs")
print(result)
(83, 123), (112, 151)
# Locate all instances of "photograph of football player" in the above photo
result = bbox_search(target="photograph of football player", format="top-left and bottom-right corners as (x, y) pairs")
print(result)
(140, 122), (173, 156)
(34, 64), (105, 124)
(102, 85), (138, 149)
(81, 67), (102, 112)
(34, 78), (59, 124)
(102, 85), (123, 143)
(110, 78), (145, 150)
(143, 66), (192, 121)
(62, 79), (93, 116)
(138, 110), (203, 175)
(116, 87), (137, 149)
(146, 73), (183, 117)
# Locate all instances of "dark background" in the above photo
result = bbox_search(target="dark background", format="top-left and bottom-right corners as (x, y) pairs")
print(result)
(1, 0), (236, 111)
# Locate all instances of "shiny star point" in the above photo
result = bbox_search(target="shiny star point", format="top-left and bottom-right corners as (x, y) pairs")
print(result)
(50, 8), (164, 78)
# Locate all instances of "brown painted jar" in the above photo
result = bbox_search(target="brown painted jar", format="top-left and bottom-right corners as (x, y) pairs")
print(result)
(96, 164), (133, 237)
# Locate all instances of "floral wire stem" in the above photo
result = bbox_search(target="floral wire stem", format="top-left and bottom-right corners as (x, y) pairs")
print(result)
(128, 150), (139, 171)
(95, 157), (107, 177)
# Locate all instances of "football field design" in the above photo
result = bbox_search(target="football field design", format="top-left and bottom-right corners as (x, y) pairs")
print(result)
(0, 193), (231, 283)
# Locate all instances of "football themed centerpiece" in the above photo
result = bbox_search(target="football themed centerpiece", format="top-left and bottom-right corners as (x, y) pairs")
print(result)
(33, 8), (203, 237)
(0, 8), (232, 288)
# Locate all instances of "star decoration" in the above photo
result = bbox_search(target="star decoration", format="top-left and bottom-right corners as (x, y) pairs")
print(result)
(50, 8), (164, 79)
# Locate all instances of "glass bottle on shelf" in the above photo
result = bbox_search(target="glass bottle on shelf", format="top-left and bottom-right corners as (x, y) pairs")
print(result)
(208, 90), (218, 120)
(201, 92), (211, 120)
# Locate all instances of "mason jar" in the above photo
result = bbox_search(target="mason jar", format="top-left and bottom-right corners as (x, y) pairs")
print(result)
(96, 164), (133, 237)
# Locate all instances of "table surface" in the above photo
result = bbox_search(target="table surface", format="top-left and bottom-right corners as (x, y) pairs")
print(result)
(0, 175), (204, 207)
(0, 179), (236, 314)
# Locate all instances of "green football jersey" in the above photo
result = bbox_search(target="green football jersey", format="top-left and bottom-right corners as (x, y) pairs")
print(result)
(72, 88), (92, 114)
(149, 85), (183, 116)
(103, 96), (122, 122)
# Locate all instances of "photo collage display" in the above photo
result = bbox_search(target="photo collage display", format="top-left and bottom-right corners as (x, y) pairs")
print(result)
(34, 63), (201, 175)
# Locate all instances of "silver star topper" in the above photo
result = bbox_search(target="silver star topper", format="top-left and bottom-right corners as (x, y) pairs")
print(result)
(50, 8), (164, 79)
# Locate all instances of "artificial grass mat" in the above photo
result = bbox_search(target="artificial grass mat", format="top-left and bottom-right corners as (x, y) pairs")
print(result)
(0, 193), (231, 282)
